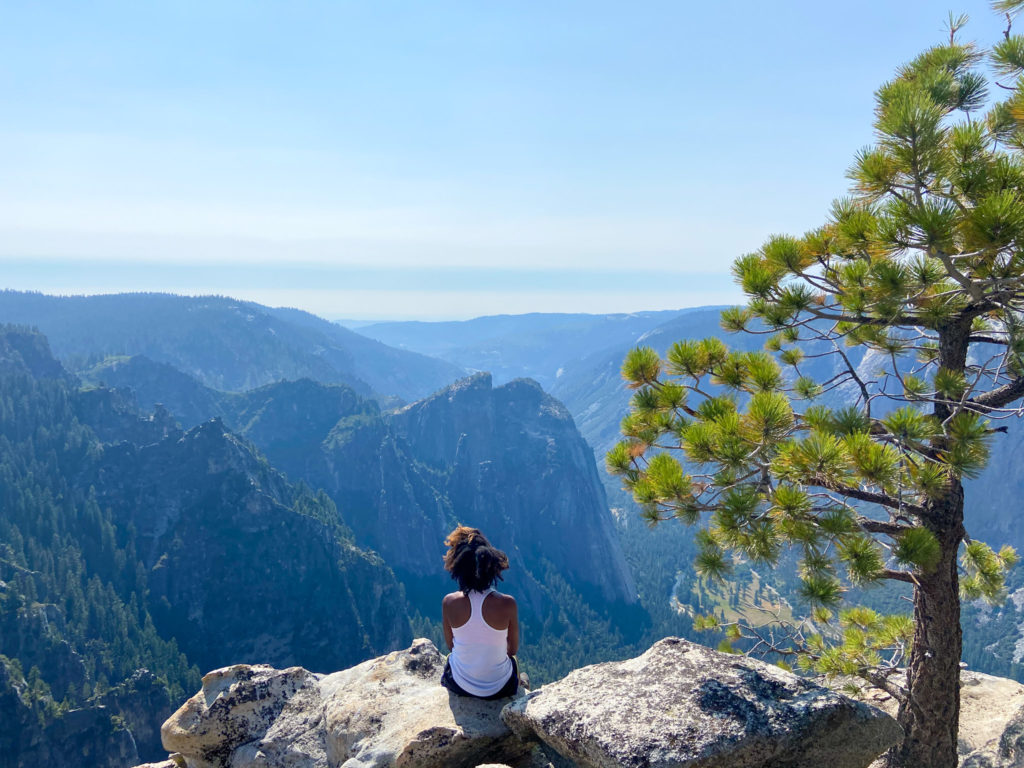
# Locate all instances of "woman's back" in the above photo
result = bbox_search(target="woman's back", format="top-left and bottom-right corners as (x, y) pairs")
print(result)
(440, 525), (520, 700)
(447, 588), (514, 697)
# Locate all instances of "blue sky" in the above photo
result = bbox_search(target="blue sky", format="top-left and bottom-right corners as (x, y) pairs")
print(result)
(0, 1), (1010, 319)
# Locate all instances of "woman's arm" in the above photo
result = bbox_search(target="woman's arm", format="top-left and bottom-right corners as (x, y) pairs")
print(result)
(506, 597), (519, 657)
(442, 597), (454, 651)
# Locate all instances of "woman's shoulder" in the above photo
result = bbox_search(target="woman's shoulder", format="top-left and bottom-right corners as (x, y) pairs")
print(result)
(490, 590), (517, 608)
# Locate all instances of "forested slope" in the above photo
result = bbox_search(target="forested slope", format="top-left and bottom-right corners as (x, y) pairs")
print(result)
(0, 326), (410, 767)
(88, 354), (647, 682)
(0, 291), (464, 402)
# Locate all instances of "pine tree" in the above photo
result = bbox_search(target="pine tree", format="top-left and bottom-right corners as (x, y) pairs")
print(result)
(609, 9), (1024, 767)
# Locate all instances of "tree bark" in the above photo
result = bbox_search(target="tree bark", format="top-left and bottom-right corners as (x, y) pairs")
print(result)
(885, 482), (965, 768)
(886, 317), (970, 768)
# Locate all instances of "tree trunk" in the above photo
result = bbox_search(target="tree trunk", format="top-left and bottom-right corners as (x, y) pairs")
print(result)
(885, 482), (965, 768)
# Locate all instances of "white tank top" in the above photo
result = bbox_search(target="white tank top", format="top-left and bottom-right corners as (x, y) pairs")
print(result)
(448, 588), (514, 697)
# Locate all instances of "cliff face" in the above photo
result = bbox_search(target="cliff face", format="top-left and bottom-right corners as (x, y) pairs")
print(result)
(92, 418), (411, 674)
(90, 359), (638, 606)
(216, 374), (642, 658)
(0, 661), (138, 768)
(389, 373), (636, 608)
(0, 326), (412, 767)
(85, 357), (643, 674)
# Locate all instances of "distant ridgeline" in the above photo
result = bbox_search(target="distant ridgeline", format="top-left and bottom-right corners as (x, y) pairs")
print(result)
(0, 326), (409, 766)
(5, 291), (1024, 766)
(78, 359), (647, 679)
(0, 317), (651, 767)
(0, 290), (465, 402)
(362, 304), (1024, 682)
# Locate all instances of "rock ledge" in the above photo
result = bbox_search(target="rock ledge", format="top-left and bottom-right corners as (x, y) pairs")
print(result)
(145, 637), (903, 768)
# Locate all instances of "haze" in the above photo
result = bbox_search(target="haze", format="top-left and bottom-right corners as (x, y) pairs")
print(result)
(0, 1), (1006, 319)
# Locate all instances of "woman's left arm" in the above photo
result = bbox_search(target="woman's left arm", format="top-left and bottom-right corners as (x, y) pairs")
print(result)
(442, 598), (455, 651)
(506, 598), (519, 657)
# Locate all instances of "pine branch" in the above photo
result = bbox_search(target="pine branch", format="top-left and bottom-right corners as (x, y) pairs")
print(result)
(857, 516), (912, 536)
(968, 335), (1010, 345)
(933, 248), (982, 302)
(967, 376), (1024, 412)
(814, 477), (926, 517)
(881, 569), (917, 584)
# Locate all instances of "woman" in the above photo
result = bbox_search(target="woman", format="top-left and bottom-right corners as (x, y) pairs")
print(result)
(440, 525), (524, 699)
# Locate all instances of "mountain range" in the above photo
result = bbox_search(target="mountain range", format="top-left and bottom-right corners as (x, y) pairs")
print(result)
(358, 310), (689, 390)
(0, 291), (464, 402)
(0, 326), (412, 767)
(4, 290), (1024, 766)
(360, 303), (1024, 680)
(0, 294), (657, 766)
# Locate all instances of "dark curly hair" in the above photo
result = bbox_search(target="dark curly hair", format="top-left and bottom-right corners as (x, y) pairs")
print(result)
(443, 525), (509, 594)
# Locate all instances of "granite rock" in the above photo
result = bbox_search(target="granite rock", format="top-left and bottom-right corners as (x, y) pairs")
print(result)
(154, 639), (531, 768)
(321, 638), (529, 768)
(502, 637), (902, 768)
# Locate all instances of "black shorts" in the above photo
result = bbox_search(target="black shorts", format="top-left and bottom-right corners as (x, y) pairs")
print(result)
(441, 656), (519, 700)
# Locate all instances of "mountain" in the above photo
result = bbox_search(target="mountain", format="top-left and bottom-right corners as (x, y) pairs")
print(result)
(359, 305), (1024, 681)
(389, 373), (637, 608)
(548, 307), (738, 455)
(85, 352), (645, 681)
(0, 325), (410, 767)
(358, 310), (690, 389)
(0, 291), (465, 402)
(92, 419), (410, 675)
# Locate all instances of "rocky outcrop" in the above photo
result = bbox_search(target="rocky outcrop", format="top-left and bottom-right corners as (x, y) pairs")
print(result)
(162, 663), (324, 767)
(0, 657), (140, 768)
(965, 705), (1024, 767)
(0, 323), (71, 380)
(158, 639), (533, 768)
(0, 599), (88, 703)
(502, 637), (901, 768)
(843, 670), (1024, 767)
(93, 417), (411, 675)
(98, 670), (180, 762)
(389, 374), (636, 609)
(320, 639), (533, 768)
(146, 637), (901, 768)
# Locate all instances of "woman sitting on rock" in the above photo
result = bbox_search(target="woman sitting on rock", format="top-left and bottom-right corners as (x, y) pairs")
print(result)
(440, 525), (526, 699)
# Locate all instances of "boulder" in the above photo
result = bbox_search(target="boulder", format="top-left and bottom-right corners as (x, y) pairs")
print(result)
(958, 671), (1024, 761)
(153, 639), (530, 768)
(925, 671), (1024, 768)
(979, 704), (1024, 767)
(321, 638), (530, 767)
(502, 637), (901, 768)
(161, 664), (324, 768)
(837, 669), (1024, 767)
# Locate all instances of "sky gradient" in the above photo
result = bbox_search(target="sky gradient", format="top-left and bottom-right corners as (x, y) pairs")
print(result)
(0, 1), (1010, 319)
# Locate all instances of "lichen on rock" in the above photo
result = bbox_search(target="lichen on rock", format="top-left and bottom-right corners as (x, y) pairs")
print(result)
(147, 637), (904, 768)
(502, 637), (902, 768)
(156, 639), (530, 768)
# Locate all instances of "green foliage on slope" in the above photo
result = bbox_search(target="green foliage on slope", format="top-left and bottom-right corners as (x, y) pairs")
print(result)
(0, 335), (199, 706)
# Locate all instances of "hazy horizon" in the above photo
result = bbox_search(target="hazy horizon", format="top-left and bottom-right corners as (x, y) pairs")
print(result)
(2, 1), (1009, 319)
(1, 287), (712, 325)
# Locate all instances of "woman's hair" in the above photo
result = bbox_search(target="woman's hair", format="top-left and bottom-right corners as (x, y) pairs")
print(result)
(443, 525), (509, 594)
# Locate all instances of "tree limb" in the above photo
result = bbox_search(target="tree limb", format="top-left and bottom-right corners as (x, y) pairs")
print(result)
(881, 569), (917, 584)
(814, 477), (926, 517)
(857, 516), (912, 536)
(967, 376), (1024, 412)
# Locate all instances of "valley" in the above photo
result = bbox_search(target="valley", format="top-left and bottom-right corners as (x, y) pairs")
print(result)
(2, 290), (1024, 766)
